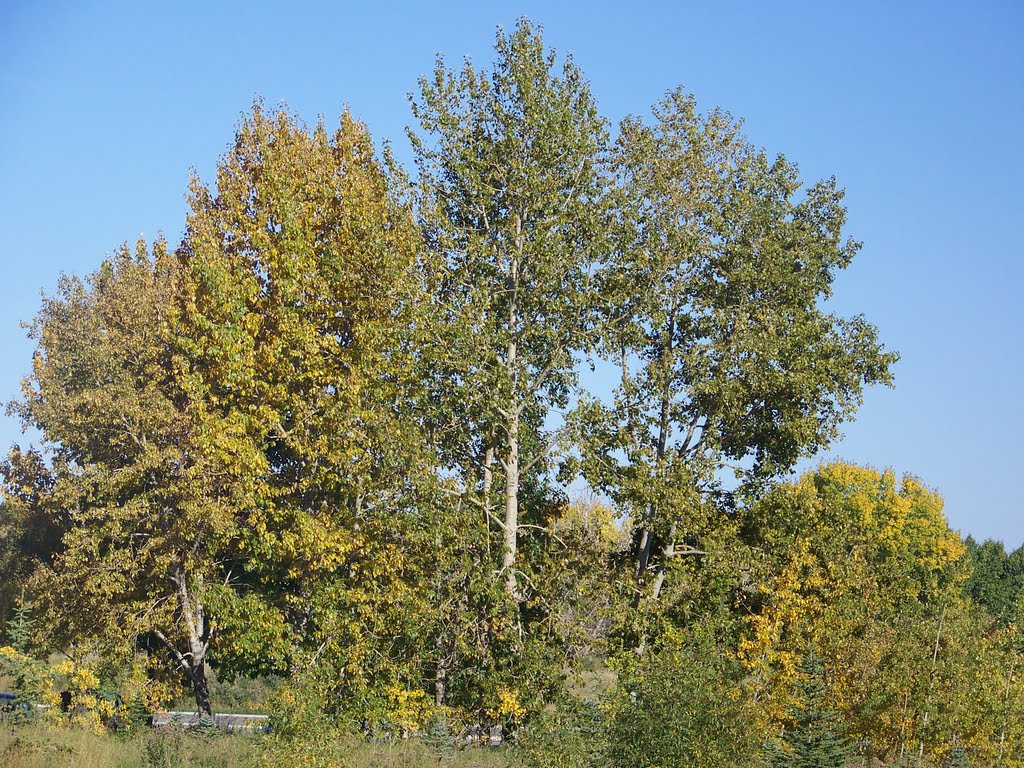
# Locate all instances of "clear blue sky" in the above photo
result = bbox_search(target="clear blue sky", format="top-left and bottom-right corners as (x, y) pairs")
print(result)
(1, 2), (1021, 545)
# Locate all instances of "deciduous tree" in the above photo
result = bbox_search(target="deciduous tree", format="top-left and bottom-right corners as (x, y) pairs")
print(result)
(572, 89), (897, 641)
(409, 18), (610, 608)
(179, 104), (436, 713)
(7, 241), (249, 715)
(739, 463), (1022, 763)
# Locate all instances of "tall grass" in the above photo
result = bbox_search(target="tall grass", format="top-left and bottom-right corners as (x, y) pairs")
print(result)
(0, 723), (511, 768)
(0, 724), (258, 768)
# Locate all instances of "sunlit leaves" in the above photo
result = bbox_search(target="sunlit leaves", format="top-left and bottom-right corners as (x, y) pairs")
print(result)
(738, 463), (1021, 762)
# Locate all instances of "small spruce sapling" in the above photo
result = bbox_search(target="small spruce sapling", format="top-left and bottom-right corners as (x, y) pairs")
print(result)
(5, 591), (34, 654)
(943, 742), (970, 768)
(773, 654), (851, 768)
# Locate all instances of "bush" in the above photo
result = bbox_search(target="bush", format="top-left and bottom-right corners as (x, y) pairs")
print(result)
(0, 646), (48, 721)
(605, 632), (757, 768)
(514, 699), (608, 768)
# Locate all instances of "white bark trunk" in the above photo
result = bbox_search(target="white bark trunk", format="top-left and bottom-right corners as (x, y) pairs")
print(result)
(502, 393), (520, 600)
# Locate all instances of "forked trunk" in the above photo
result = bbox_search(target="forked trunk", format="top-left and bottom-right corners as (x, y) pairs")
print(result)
(192, 660), (213, 717)
(158, 570), (214, 718)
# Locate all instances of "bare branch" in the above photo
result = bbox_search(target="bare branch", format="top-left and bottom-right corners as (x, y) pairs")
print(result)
(484, 507), (508, 531)
(680, 413), (704, 455)
(154, 629), (192, 676)
(517, 523), (567, 549)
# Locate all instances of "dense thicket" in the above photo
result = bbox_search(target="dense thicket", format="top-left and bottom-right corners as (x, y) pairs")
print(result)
(1, 18), (1017, 767)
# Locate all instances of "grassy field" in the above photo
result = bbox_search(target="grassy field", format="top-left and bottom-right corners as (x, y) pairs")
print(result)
(0, 723), (512, 768)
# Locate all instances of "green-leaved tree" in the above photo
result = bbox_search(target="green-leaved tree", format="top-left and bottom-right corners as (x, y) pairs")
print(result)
(573, 88), (897, 648)
(409, 18), (610, 609)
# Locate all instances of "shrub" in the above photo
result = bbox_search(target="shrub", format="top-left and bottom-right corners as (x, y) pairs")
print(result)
(514, 699), (609, 768)
(604, 632), (757, 768)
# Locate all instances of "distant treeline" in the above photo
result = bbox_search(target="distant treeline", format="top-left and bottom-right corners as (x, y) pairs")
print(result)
(964, 537), (1024, 623)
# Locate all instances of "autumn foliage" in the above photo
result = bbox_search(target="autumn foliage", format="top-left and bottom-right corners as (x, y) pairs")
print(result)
(1, 18), (1019, 768)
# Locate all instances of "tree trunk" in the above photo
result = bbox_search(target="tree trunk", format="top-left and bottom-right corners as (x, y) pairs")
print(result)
(651, 520), (677, 601)
(633, 316), (674, 604)
(999, 652), (1017, 765)
(502, 404), (520, 600)
(918, 606), (945, 766)
(482, 444), (495, 519)
(632, 319), (677, 654)
(175, 570), (213, 717)
(898, 689), (909, 760)
(434, 635), (449, 707)
(192, 660), (213, 717)
(481, 443), (496, 560)
(502, 228), (522, 603)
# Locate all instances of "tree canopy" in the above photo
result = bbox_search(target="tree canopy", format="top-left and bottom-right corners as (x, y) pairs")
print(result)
(1, 17), (1017, 768)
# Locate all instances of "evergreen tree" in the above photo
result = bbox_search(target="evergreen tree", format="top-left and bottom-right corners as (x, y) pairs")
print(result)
(4, 591), (34, 654)
(943, 743), (970, 768)
(776, 655), (851, 768)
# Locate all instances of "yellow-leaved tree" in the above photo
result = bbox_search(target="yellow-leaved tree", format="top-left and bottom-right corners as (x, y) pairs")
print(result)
(739, 462), (1023, 764)
(5, 239), (261, 715)
(177, 103), (439, 720)
(4, 105), (436, 720)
